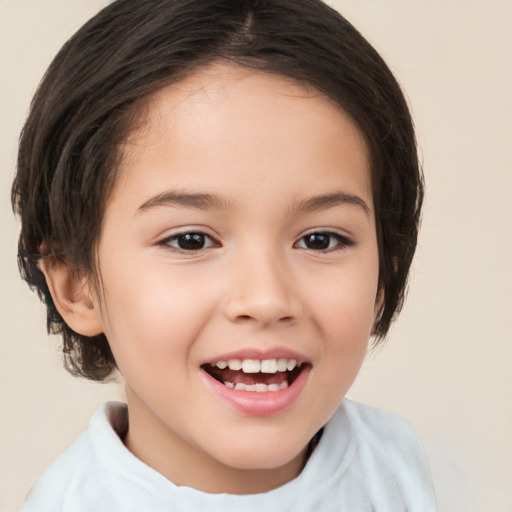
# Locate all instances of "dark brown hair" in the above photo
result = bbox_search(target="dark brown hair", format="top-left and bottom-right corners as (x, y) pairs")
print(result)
(12, 0), (423, 381)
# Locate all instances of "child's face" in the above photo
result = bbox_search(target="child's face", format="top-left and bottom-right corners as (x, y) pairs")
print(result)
(92, 64), (379, 492)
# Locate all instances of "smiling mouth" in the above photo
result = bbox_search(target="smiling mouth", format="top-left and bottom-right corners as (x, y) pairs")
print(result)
(201, 358), (308, 392)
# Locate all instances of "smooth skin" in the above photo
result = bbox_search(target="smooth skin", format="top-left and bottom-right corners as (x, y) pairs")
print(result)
(42, 63), (380, 494)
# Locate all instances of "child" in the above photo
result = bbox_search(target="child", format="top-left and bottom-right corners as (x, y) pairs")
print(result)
(12, 0), (436, 510)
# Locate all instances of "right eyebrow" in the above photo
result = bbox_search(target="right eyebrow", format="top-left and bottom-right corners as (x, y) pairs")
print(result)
(136, 190), (233, 214)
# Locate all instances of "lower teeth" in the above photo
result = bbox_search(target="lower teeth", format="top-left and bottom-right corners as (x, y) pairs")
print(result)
(224, 381), (288, 392)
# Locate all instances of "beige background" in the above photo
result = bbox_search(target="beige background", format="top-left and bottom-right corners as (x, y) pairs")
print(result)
(1, 1), (511, 511)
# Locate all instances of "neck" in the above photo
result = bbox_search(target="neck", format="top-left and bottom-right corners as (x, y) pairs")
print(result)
(123, 390), (307, 495)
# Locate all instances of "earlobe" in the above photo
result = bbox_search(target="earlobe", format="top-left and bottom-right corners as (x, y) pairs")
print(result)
(39, 256), (104, 337)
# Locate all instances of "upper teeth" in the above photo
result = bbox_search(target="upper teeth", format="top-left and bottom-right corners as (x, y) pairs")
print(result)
(212, 358), (299, 373)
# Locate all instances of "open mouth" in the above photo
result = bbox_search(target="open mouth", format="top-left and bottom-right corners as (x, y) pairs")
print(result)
(201, 358), (308, 392)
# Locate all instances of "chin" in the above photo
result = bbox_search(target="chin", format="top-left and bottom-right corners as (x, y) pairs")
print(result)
(209, 436), (307, 472)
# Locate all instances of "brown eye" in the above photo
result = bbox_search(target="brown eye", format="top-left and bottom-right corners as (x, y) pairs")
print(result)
(162, 232), (216, 252)
(303, 233), (331, 250)
(296, 232), (354, 251)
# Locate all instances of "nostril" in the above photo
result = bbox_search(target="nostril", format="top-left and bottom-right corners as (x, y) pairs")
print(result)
(235, 314), (296, 323)
(224, 290), (303, 325)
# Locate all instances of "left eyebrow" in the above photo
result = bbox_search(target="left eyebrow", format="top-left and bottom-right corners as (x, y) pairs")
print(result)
(293, 191), (371, 217)
(136, 189), (370, 217)
(137, 190), (233, 214)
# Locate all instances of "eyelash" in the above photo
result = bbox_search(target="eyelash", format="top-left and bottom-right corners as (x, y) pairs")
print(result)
(294, 231), (355, 252)
(158, 230), (354, 254)
(158, 232), (219, 253)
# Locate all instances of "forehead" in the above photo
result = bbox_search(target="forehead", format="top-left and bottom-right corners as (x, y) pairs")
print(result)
(114, 62), (372, 209)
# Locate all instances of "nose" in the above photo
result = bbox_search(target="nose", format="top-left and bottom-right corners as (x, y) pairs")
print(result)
(222, 248), (303, 327)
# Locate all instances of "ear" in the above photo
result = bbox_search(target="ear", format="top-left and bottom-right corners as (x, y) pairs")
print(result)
(39, 256), (104, 337)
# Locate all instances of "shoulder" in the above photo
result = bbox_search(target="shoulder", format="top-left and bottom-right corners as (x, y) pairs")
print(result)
(24, 428), (95, 511)
(323, 399), (437, 511)
(337, 398), (424, 444)
(23, 402), (134, 512)
(334, 399), (431, 467)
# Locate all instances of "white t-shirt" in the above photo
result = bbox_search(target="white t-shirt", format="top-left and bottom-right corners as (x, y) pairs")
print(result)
(24, 400), (436, 511)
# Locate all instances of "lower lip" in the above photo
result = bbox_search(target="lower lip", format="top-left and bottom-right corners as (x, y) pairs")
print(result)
(201, 366), (310, 416)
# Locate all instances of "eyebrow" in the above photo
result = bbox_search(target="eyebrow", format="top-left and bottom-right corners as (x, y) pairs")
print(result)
(137, 190), (232, 213)
(137, 189), (370, 217)
(293, 191), (371, 217)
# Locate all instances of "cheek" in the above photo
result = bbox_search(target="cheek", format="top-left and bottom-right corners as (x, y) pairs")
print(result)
(309, 259), (379, 337)
(304, 255), (378, 386)
(96, 258), (218, 369)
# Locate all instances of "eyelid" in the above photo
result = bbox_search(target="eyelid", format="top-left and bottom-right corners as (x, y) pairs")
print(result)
(156, 225), (217, 241)
(294, 229), (355, 251)
(157, 227), (221, 253)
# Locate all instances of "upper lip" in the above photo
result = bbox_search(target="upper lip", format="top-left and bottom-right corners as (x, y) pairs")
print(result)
(200, 347), (310, 366)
